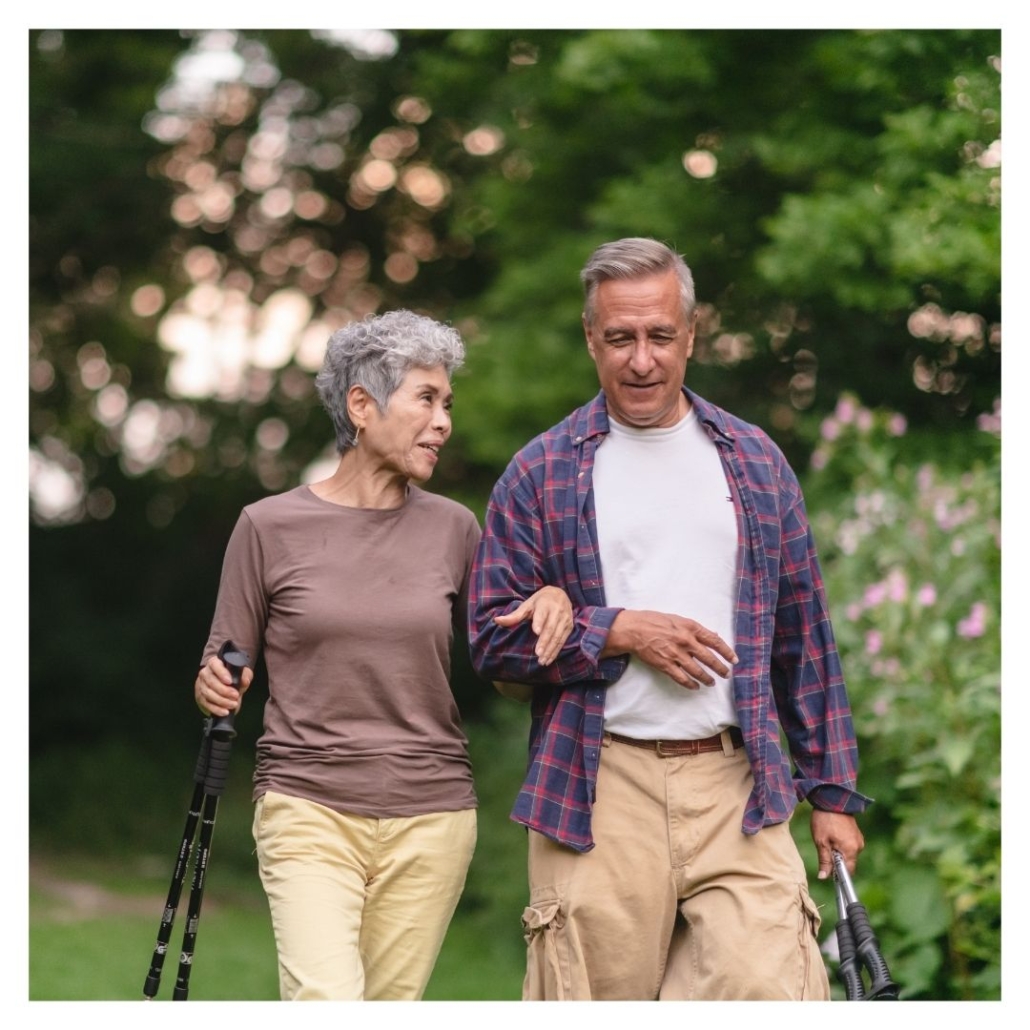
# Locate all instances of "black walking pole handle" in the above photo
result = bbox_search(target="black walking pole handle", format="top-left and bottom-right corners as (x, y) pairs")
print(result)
(847, 901), (900, 999)
(831, 850), (900, 1001)
(208, 640), (249, 741)
(834, 878), (866, 1000)
(198, 642), (249, 797)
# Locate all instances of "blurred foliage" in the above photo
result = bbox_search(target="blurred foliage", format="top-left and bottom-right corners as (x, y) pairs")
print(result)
(29, 28), (1001, 528)
(29, 28), (1002, 1001)
(801, 396), (1001, 999)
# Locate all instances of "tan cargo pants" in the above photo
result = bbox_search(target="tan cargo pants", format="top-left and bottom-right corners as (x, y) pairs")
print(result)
(522, 732), (830, 1000)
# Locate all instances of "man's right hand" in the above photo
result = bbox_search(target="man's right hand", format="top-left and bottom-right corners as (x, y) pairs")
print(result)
(600, 610), (738, 689)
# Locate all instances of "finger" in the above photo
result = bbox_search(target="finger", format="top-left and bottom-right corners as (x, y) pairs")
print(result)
(206, 656), (234, 685)
(679, 655), (716, 686)
(695, 629), (739, 665)
(816, 843), (833, 880)
(536, 621), (568, 665)
(493, 601), (532, 627)
(685, 646), (734, 680)
(841, 842), (861, 876)
(665, 662), (704, 690)
(198, 683), (237, 716)
(531, 607), (549, 636)
(531, 600), (567, 638)
(533, 616), (560, 663)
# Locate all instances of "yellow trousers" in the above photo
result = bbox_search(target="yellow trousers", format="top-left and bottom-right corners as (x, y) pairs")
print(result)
(252, 791), (476, 1000)
(522, 733), (830, 1000)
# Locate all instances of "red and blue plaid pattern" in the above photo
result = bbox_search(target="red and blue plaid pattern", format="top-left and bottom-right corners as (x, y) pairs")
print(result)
(469, 388), (870, 852)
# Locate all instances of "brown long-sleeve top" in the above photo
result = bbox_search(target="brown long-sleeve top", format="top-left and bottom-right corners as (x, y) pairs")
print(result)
(202, 484), (480, 817)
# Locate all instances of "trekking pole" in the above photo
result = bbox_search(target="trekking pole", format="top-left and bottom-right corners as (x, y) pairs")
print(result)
(831, 850), (900, 1000)
(833, 869), (866, 1000)
(142, 642), (249, 1000)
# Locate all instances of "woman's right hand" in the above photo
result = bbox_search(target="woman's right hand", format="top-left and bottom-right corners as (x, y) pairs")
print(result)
(492, 585), (575, 667)
(194, 654), (254, 717)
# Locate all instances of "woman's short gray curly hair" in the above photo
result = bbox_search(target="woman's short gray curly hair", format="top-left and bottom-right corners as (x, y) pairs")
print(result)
(316, 310), (466, 453)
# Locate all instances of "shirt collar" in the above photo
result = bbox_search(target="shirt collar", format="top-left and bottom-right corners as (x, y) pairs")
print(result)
(571, 387), (736, 446)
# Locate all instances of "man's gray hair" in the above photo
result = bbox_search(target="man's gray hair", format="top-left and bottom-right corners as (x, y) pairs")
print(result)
(580, 237), (696, 325)
(316, 309), (465, 453)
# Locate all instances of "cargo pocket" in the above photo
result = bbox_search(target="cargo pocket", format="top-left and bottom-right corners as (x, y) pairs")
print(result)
(799, 888), (831, 1001)
(522, 898), (574, 1000)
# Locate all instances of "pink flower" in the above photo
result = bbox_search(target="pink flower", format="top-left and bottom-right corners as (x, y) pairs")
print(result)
(976, 398), (1001, 436)
(916, 584), (937, 607)
(864, 582), (887, 607)
(873, 697), (890, 717)
(957, 602), (988, 639)
(865, 630), (883, 655)
(887, 414), (907, 437)
(821, 417), (840, 441)
(835, 397), (856, 424)
(887, 570), (908, 603)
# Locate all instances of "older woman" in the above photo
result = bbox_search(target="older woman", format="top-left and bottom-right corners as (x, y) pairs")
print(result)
(194, 310), (570, 1000)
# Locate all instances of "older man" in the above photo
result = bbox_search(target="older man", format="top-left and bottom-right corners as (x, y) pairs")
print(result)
(469, 237), (870, 1000)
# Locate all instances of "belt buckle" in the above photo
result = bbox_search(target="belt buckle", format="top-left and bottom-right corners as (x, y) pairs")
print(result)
(656, 739), (695, 757)
(655, 741), (704, 758)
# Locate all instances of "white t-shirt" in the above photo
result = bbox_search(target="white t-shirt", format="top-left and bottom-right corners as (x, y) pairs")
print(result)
(592, 409), (739, 738)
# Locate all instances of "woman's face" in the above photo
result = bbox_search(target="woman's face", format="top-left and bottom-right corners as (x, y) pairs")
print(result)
(363, 365), (454, 482)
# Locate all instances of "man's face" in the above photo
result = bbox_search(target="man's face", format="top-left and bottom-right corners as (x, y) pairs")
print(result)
(583, 269), (695, 429)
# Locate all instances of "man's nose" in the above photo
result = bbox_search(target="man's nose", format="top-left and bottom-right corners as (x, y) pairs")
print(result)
(628, 340), (656, 375)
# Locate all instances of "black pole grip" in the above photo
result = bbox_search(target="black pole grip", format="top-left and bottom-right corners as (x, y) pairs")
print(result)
(193, 725), (213, 783)
(847, 902), (900, 1000)
(834, 917), (866, 1000)
(200, 737), (233, 796)
(208, 641), (250, 740)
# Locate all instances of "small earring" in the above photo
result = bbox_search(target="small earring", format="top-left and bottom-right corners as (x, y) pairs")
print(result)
(353, 426), (362, 447)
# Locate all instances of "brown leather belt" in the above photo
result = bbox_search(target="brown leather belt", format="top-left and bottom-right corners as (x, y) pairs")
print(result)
(607, 726), (744, 757)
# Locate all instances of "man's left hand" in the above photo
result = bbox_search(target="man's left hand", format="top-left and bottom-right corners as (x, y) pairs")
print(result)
(810, 810), (865, 880)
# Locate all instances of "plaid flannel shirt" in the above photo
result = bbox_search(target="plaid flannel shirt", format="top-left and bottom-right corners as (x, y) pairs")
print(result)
(468, 387), (870, 852)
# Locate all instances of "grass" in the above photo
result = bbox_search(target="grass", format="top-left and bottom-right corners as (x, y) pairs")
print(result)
(29, 703), (535, 1002)
(30, 899), (280, 1001)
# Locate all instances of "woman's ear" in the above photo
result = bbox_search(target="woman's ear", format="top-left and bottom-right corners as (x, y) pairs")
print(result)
(347, 384), (373, 430)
